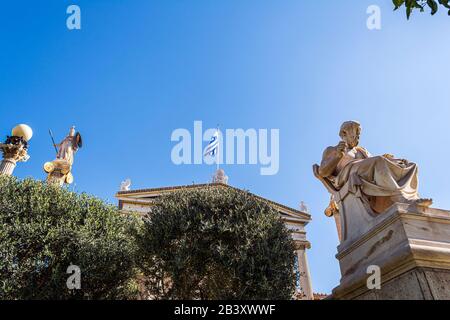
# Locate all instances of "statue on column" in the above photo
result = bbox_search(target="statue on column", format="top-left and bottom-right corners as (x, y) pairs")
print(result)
(0, 124), (33, 176)
(313, 121), (432, 241)
(44, 126), (83, 185)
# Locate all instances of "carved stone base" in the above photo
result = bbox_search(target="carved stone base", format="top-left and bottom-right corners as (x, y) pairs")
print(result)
(331, 203), (450, 300)
(351, 267), (450, 300)
(0, 159), (17, 176)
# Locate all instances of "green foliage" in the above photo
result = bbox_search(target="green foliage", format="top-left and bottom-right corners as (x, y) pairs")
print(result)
(0, 175), (138, 299)
(135, 186), (296, 300)
(393, 0), (450, 19)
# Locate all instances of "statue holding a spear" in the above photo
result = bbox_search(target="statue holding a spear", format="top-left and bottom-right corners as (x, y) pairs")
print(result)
(44, 126), (83, 185)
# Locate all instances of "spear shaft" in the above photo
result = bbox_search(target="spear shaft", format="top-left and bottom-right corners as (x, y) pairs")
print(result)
(48, 129), (58, 155)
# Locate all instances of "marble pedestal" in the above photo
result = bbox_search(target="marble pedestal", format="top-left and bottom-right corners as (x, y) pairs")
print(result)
(332, 203), (450, 300)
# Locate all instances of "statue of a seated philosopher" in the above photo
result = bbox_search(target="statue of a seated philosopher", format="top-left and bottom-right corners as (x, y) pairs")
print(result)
(316, 121), (432, 216)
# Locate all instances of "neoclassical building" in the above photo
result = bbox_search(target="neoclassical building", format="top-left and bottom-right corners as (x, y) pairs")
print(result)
(115, 172), (314, 299)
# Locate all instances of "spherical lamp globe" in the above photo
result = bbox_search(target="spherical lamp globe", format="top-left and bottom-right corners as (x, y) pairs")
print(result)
(12, 124), (33, 142)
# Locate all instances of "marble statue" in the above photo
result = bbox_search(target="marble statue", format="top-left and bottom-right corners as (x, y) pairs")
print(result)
(54, 126), (82, 165)
(44, 126), (82, 185)
(299, 201), (309, 213)
(314, 122), (450, 300)
(212, 168), (228, 184)
(316, 121), (431, 214)
(120, 179), (132, 191)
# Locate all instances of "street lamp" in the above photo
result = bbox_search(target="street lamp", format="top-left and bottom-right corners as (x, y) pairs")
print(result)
(0, 124), (33, 176)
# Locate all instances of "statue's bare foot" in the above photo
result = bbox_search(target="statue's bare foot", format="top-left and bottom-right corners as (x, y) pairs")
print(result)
(415, 198), (433, 207)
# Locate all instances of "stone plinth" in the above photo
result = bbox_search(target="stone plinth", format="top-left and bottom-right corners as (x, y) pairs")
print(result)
(332, 203), (450, 300)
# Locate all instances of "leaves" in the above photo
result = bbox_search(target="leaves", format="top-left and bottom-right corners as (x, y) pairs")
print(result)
(428, 0), (439, 14)
(0, 176), (139, 299)
(393, 0), (406, 9)
(135, 186), (296, 300)
(393, 0), (450, 18)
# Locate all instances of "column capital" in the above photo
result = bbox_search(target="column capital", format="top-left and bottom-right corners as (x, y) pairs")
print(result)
(0, 137), (30, 176)
(294, 240), (311, 250)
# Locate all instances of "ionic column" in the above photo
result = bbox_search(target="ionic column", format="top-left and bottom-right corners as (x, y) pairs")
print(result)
(46, 169), (67, 186)
(44, 160), (73, 186)
(295, 244), (314, 300)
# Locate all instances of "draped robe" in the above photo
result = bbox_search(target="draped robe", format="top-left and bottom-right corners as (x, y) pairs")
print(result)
(330, 147), (420, 201)
(56, 136), (76, 166)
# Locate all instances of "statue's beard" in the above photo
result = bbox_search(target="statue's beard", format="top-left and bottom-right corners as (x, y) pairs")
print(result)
(346, 138), (359, 148)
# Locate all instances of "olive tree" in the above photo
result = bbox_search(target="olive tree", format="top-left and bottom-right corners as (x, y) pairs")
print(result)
(135, 186), (296, 300)
(0, 176), (138, 299)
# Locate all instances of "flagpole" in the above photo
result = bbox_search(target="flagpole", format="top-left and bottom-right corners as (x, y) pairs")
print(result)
(216, 124), (220, 171)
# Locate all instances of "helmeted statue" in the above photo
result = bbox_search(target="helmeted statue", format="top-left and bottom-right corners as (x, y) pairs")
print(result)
(44, 126), (82, 185)
(55, 126), (82, 166)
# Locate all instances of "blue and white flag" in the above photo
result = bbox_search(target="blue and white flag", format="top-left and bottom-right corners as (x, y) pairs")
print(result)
(204, 130), (220, 157)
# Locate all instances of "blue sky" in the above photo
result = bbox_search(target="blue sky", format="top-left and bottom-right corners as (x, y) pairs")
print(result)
(1, 1), (450, 294)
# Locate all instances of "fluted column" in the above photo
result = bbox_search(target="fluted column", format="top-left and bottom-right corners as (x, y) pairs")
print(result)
(0, 158), (17, 176)
(295, 244), (314, 300)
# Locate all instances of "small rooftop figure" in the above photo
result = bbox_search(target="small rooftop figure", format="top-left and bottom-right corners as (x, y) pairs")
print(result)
(120, 178), (132, 191)
(212, 169), (228, 184)
(299, 201), (309, 213)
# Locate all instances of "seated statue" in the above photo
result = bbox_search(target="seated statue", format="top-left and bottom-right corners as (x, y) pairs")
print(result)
(317, 121), (432, 214)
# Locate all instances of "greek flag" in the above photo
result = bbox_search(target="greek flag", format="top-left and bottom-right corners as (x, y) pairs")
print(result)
(204, 130), (219, 157)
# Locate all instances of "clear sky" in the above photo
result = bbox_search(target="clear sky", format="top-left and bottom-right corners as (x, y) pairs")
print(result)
(1, 1), (450, 294)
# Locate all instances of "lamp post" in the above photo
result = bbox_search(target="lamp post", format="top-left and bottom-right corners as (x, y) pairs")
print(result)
(0, 124), (33, 176)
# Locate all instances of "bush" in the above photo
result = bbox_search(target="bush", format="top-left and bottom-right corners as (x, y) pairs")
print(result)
(135, 185), (296, 300)
(0, 175), (138, 299)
